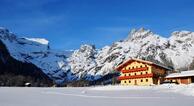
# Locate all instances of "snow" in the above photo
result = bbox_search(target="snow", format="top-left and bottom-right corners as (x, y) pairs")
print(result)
(90, 85), (152, 91)
(0, 28), (70, 83)
(68, 44), (98, 80)
(167, 31), (194, 69)
(2, 27), (194, 83)
(90, 84), (194, 96)
(24, 38), (49, 45)
(0, 84), (194, 106)
(166, 70), (194, 78)
(68, 28), (176, 81)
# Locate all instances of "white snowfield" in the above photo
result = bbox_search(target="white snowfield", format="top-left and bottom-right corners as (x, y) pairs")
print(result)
(0, 84), (194, 106)
(24, 38), (49, 45)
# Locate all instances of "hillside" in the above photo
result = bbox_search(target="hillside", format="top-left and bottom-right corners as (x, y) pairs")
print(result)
(0, 38), (53, 86)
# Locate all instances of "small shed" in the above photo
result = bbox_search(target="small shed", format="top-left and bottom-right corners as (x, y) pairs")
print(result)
(165, 70), (194, 84)
(25, 83), (31, 87)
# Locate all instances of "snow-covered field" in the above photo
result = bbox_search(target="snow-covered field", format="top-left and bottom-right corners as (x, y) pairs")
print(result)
(0, 84), (194, 106)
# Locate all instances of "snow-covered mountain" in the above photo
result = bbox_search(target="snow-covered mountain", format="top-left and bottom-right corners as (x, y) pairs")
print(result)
(0, 27), (71, 84)
(69, 28), (194, 80)
(1, 27), (194, 84)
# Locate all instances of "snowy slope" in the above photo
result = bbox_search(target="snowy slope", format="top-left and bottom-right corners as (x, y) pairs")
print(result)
(165, 31), (194, 69)
(0, 27), (70, 84)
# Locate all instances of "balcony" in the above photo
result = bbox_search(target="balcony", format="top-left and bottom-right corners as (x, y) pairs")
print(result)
(118, 73), (153, 80)
(121, 67), (148, 73)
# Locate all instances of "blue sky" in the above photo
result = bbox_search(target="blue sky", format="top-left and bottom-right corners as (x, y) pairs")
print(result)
(0, 0), (194, 50)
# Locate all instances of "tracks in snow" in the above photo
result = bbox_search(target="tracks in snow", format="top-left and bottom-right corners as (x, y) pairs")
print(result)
(42, 91), (175, 99)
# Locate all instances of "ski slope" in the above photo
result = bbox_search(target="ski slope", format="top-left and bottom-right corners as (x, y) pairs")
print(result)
(0, 84), (194, 106)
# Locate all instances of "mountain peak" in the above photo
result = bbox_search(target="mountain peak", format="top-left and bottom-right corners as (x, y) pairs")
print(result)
(171, 30), (193, 37)
(0, 27), (9, 32)
(79, 44), (96, 52)
(0, 27), (9, 36)
(126, 28), (154, 41)
(137, 27), (148, 32)
(0, 27), (16, 41)
(170, 30), (194, 43)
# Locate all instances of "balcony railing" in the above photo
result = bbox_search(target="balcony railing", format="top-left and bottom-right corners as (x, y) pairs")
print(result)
(118, 73), (153, 80)
(121, 67), (148, 73)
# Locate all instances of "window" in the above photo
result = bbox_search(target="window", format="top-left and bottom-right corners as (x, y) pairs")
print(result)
(140, 65), (142, 68)
(124, 74), (126, 76)
(141, 72), (143, 75)
(141, 79), (143, 82)
(129, 80), (131, 83)
(124, 81), (127, 83)
(132, 67), (134, 69)
(146, 72), (148, 74)
(134, 80), (137, 85)
(134, 73), (136, 75)
(146, 79), (148, 82)
(128, 74), (130, 76)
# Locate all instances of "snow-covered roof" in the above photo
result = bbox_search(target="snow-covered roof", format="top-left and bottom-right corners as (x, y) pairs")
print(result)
(166, 70), (194, 78)
(115, 58), (172, 71)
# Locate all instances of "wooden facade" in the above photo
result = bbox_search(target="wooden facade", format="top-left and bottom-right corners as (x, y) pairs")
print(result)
(115, 58), (171, 86)
(165, 70), (194, 84)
